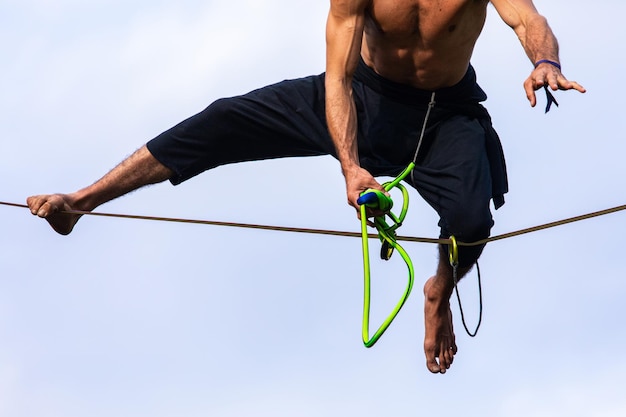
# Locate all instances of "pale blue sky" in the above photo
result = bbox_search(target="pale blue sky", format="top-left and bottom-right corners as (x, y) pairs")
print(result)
(1, 1), (625, 416)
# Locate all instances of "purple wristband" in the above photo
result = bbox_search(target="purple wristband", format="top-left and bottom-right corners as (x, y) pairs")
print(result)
(535, 59), (561, 70)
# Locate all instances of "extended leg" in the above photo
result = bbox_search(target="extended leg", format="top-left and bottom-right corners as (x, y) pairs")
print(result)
(27, 75), (332, 235)
(27, 145), (172, 235)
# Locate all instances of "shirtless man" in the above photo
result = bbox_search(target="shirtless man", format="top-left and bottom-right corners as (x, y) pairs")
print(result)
(27, 0), (585, 374)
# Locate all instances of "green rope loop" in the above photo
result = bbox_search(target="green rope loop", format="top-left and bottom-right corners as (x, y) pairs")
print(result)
(360, 163), (416, 347)
(360, 204), (415, 347)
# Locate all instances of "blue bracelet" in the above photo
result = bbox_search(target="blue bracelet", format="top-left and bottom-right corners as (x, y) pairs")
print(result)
(535, 59), (561, 70)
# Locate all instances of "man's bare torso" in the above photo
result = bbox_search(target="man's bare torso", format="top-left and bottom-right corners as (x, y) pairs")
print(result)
(362, 0), (489, 89)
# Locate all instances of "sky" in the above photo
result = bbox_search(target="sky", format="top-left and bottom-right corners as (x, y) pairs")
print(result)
(1, 1), (625, 416)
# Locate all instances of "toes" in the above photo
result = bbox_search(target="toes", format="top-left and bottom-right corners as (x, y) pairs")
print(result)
(27, 196), (52, 217)
(26, 196), (43, 215)
(36, 203), (49, 217)
(37, 201), (56, 218)
(426, 358), (441, 374)
(425, 343), (457, 374)
(444, 345), (455, 367)
(438, 347), (452, 373)
(424, 343), (441, 373)
(27, 195), (64, 218)
(26, 194), (81, 236)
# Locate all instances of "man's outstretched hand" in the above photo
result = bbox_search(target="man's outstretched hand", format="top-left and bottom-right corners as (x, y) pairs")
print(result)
(524, 62), (586, 107)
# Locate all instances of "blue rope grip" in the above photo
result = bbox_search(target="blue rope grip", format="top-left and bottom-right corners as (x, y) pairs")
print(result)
(448, 235), (459, 268)
(357, 189), (393, 212)
(534, 59), (561, 113)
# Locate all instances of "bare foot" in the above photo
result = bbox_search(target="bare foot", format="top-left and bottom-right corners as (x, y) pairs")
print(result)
(26, 193), (84, 235)
(423, 276), (457, 374)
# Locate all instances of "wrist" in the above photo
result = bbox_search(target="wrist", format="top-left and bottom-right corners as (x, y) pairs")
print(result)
(339, 159), (360, 175)
(342, 168), (359, 183)
(534, 59), (561, 70)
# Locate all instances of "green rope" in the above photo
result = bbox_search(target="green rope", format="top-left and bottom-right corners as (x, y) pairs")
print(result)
(360, 203), (415, 347)
(359, 163), (416, 347)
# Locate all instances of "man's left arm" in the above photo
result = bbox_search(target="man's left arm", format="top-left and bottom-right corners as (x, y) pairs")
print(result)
(490, 0), (586, 107)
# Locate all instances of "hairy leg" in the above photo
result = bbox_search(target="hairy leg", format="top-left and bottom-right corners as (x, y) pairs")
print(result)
(423, 246), (472, 374)
(27, 145), (172, 235)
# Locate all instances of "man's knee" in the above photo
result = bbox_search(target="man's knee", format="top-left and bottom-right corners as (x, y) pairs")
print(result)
(439, 242), (486, 270)
(442, 199), (493, 234)
(439, 203), (493, 267)
(201, 97), (238, 123)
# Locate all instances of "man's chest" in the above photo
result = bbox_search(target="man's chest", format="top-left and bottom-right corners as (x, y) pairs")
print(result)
(366, 0), (486, 37)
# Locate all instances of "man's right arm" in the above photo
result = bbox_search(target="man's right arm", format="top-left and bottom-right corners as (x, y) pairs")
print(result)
(490, 0), (585, 106)
(325, 0), (384, 212)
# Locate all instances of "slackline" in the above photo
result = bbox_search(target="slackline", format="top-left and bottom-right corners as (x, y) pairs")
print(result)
(2, 201), (626, 247)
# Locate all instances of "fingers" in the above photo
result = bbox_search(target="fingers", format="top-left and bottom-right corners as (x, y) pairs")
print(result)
(567, 80), (587, 94)
(348, 184), (387, 210)
(344, 166), (387, 217)
(524, 78), (538, 107)
(355, 209), (377, 227)
(548, 74), (586, 93)
(524, 64), (586, 106)
(353, 199), (388, 223)
(354, 203), (386, 226)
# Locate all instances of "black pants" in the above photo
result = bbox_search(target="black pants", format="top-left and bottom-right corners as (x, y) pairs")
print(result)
(147, 61), (507, 267)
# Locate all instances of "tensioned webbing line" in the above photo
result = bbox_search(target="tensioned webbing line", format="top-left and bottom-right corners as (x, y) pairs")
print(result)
(2, 200), (626, 246)
(4, 199), (626, 346)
